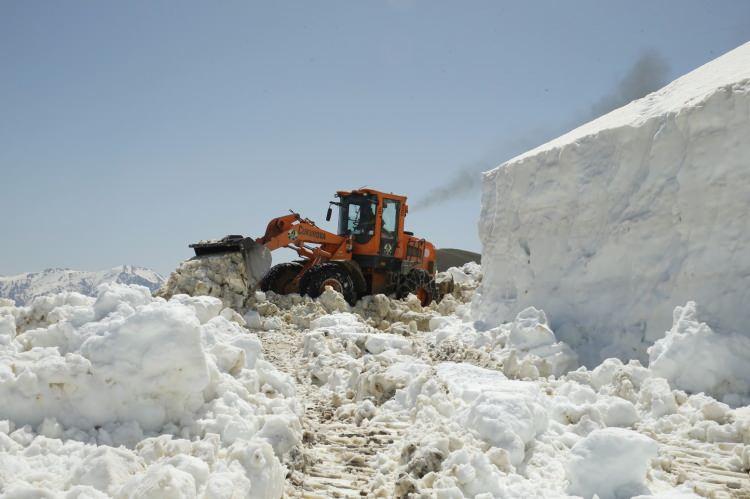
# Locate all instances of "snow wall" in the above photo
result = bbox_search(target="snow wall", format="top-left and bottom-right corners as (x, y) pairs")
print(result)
(475, 42), (750, 366)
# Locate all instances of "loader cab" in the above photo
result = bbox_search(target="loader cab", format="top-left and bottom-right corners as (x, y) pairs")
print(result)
(325, 188), (437, 298)
(333, 189), (408, 259)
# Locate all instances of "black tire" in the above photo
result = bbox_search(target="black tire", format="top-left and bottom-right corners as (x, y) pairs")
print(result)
(396, 269), (439, 306)
(259, 262), (303, 295)
(300, 263), (357, 305)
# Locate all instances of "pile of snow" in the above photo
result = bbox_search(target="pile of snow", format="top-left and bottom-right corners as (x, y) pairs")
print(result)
(302, 312), (428, 405)
(291, 265), (484, 411)
(162, 248), (478, 321)
(0, 284), (300, 497)
(0, 265), (164, 306)
(430, 306), (577, 378)
(475, 42), (750, 366)
(158, 252), (262, 310)
(649, 301), (750, 406)
(245, 262), (480, 335)
(1, 291), (96, 335)
(373, 360), (568, 496)
(370, 344), (750, 497)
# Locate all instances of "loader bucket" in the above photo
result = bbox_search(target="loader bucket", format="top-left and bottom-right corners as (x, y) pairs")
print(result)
(435, 272), (455, 299)
(189, 235), (272, 290)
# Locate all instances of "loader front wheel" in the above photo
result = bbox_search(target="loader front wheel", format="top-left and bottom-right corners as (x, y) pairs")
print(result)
(301, 263), (357, 305)
(397, 269), (439, 306)
(260, 262), (303, 295)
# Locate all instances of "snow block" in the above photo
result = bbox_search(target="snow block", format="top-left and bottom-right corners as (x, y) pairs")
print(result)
(566, 428), (658, 499)
(475, 42), (750, 366)
(649, 301), (750, 405)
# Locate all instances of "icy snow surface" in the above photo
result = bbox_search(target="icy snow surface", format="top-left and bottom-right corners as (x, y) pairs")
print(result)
(475, 41), (750, 366)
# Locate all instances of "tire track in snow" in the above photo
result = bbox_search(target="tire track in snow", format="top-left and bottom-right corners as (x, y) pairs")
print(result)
(649, 433), (750, 498)
(261, 327), (409, 497)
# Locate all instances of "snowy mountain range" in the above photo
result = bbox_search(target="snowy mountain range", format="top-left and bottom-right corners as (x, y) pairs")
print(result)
(0, 265), (165, 305)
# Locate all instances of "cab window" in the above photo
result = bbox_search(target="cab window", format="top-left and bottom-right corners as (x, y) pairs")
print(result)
(338, 194), (377, 244)
(382, 199), (399, 236)
(380, 199), (400, 256)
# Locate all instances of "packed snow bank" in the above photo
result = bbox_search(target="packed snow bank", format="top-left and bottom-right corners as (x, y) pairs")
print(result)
(0, 284), (300, 497)
(649, 301), (750, 405)
(476, 42), (750, 366)
(566, 428), (658, 499)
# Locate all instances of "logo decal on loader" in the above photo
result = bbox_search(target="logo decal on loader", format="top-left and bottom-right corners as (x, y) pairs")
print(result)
(384, 243), (393, 255)
(300, 227), (326, 239)
(288, 229), (298, 241)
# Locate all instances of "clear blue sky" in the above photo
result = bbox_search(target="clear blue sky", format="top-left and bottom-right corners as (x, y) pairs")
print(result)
(2, 1), (748, 276)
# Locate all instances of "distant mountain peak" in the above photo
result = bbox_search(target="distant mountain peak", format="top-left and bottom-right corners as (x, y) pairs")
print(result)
(0, 266), (165, 306)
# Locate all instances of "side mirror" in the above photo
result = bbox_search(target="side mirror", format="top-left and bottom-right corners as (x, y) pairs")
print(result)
(326, 206), (333, 222)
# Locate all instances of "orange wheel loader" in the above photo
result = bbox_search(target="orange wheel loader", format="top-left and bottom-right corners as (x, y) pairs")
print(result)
(189, 188), (443, 306)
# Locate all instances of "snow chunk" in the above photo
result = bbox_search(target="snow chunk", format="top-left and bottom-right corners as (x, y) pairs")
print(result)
(437, 363), (548, 466)
(169, 294), (223, 324)
(93, 283), (152, 320)
(649, 301), (750, 405)
(117, 463), (198, 498)
(507, 307), (555, 350)
(566, 428), (658, 499)
(309, 313), (412, 354)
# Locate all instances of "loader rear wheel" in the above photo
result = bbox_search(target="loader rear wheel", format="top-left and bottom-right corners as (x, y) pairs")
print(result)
(260, 262), (303, 295)
(301, 263), (357, 305)
(397, 269), (439, 306)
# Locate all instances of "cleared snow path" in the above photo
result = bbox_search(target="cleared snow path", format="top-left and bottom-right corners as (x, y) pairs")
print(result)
(261, 326), (410, 497)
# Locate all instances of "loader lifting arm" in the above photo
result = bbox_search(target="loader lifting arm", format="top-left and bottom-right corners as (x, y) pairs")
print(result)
(255, 213), (352, 262)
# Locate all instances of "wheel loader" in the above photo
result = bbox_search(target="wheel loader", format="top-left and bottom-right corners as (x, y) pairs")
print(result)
(190, 188), (445, 306)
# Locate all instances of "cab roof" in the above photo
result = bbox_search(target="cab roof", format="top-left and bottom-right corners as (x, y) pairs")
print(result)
(336, 188), (408, 203)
